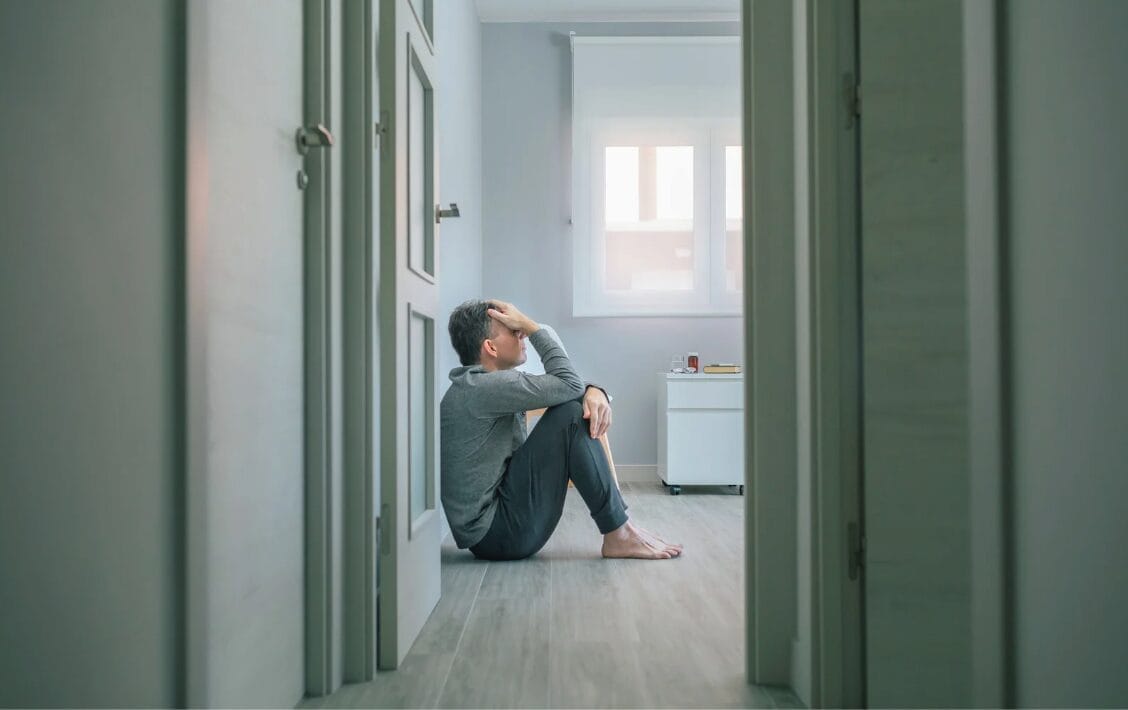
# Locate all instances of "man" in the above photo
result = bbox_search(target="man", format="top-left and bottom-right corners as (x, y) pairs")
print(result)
(440, 299), (682, 561)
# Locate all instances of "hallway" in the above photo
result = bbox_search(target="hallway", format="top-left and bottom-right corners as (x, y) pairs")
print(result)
(302, 483), (800, 709)
(3, 1), (1127, 707)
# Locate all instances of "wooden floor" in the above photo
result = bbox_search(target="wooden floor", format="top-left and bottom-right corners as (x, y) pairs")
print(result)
(302, 482), (803, 709)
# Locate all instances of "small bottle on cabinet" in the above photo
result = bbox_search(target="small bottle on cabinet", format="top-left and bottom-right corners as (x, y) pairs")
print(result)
(687, 352), (699, 373)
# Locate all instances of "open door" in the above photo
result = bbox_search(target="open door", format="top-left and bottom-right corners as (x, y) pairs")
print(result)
(376, 0), (442, 669)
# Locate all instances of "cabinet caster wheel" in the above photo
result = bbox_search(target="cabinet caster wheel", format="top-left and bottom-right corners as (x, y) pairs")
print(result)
(669, 485), (682, 496)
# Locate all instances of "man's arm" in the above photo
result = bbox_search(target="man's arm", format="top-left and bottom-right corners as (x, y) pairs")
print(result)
(519, 322), (613, 437)
(467, 303), (585, 417)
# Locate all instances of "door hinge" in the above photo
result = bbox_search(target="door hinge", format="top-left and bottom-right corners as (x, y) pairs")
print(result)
(843, 73), (861, 129)
(379, 503), (391, 555)
(374, 110), (389, 150)
(375, 515), (381, 557)
(848, 521), (865, 580)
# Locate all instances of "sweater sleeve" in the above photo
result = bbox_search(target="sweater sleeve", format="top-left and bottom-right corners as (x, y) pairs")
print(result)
(465, 329), (586, 418)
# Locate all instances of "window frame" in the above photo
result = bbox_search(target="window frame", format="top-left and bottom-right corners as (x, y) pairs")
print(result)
(710, 125), (744, 311)
(573, 118), (743, 317)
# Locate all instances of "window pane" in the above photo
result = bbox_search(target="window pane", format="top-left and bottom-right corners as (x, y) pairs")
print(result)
(602, 144), (695, 293)
(725, 146), (742, 220)
(605, 230), (694, 291)
(656, 146), (694, 221)
(604, 147), (639, 225)
(726, 228), (744, 292)
(725, 145), (743, 292)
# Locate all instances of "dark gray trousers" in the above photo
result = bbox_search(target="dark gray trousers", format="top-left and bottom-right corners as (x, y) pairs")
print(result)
(470, 400), (629, 561)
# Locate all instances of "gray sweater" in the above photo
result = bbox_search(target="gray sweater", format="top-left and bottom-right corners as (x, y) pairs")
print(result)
(440, 328), (586, 548)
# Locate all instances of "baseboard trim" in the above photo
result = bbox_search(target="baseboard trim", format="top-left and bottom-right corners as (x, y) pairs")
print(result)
(615, 464), (659, 483)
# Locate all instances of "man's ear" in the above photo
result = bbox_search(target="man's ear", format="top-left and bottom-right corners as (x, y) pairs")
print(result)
(481, 338), (497, 359)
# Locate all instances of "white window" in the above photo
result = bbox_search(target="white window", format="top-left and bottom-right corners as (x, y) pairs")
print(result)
(571, 37), (741, 317)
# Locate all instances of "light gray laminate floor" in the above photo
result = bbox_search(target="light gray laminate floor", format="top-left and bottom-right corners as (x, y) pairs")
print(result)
(302, 482), (803, 709)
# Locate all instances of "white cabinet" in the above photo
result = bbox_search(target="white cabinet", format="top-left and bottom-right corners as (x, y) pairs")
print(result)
(656, 373), (745, 495)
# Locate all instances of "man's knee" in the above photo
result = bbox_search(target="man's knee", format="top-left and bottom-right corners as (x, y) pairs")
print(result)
(542, 399), (584, 424)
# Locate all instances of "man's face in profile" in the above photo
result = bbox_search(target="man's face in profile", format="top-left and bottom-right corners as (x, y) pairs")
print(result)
(486, 319), (527, 370)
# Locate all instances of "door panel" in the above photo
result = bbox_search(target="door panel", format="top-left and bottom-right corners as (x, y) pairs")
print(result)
(377, 0), (442, 669)
(859, 1), (970, 706)
(408, 52), (436, 279)
(408, 307), (436, 527)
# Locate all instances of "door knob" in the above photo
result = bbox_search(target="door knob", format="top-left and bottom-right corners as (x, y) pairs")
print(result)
(296, 123), (335, 155)
(435, 203), (461, 223)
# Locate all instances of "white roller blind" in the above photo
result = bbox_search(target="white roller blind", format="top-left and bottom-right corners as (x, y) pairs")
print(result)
(571, 37), (740, 122)
(571, 36), (741, 316)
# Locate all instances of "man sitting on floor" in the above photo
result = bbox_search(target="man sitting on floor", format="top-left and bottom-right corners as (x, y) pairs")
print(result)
(440, 299), (683, 561)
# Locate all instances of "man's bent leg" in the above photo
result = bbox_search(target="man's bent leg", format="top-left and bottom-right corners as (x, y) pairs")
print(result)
(532, 401), (629, 534)
(470, 400), (627, 561)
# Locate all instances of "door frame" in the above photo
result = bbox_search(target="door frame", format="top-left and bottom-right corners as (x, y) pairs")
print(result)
(341, 0), (381, 684)
(804, 0), (863, 706)
(741, 0), (864, 705)
(964, 0), (1012, 705)
(303, 0), (344, 697)
(773, 2), (1014, 706)
(742, 0), (798, 687)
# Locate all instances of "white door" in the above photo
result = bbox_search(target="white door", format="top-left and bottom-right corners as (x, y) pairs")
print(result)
(858, 0), (971, 706)
(376, 0), (442, 669)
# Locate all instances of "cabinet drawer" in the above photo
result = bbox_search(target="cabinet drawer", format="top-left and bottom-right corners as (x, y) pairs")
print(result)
(667, 379), (743, 409)
(665, 410), (744, 485)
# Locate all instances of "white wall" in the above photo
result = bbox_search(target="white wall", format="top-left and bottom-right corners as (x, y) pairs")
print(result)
(1006, 1), (1128, 705)
(435, 0), (483, 544)
(192, 2), (306, 705)
(480, 21), (742, 465)
(436, 0), (484, 383)
(0, 2), (182, 705)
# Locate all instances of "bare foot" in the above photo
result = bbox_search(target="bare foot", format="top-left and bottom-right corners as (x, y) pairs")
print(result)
(602, 522), (682, 559)
(627, 521), (683, 555)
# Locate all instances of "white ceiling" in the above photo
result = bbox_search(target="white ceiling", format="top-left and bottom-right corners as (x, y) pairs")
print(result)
(474, 0), (740, 24)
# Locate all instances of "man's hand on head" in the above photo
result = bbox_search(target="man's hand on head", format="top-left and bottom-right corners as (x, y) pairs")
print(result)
(486, 300), (540, 336)
(582, 386), (612, 439)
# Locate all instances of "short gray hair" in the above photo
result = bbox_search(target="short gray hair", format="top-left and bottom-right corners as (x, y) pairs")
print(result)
(447, 299), (499, 366)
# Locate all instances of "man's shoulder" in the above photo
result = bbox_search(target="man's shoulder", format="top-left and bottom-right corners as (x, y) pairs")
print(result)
(446, 365), (485, 391)
(443, 367), (512, 406)
(453, 366), (525, 388)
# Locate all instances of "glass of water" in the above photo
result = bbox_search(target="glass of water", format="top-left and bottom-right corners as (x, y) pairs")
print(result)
(670, 354), (686, 373)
